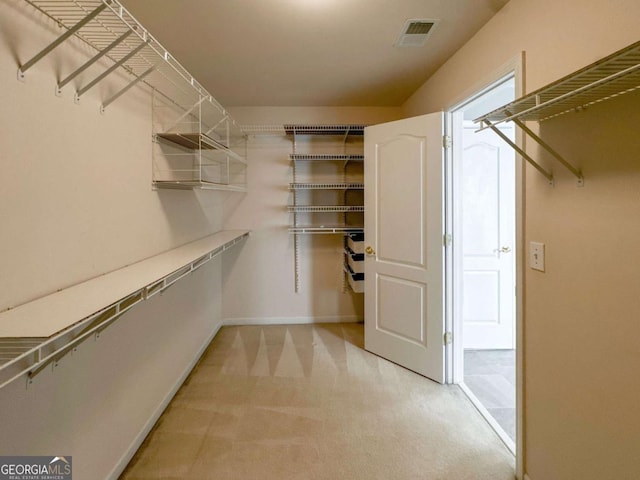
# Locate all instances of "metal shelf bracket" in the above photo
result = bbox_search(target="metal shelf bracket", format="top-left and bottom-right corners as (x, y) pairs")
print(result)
(481, 118), (584, 187)
(510, 117), (584, 187)
(482, 119), (555, 187)
(18, 2), (109, 81)
(75, 40), (149, 103)
(56, 29), (133, 96)
(101, 63), (158, 112)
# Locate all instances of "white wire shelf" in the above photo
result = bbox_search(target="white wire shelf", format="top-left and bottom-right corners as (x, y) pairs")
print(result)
(240, 125), (287, 135)
(288, 225), (364, 234)
(289, 154), (364, 162)
(287, 205), (365, 213)
(154, 180), (246, 192)
(19, 0), (242, 139)
(472, 41), (640, 187)
(0, 230), (249, 389)
(289, 182), (364, 190)
(476, 40), (640, 125)
(284, 125), (366, 136)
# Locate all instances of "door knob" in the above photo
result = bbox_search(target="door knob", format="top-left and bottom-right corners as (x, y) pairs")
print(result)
(494, 246), (511, 253)
(365, 246), (375, 255)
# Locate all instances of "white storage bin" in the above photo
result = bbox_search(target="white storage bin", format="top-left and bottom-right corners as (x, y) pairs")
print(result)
(347, 271), (364, 293)
(344, 263), (364, 293)
(346, 248), (364, 274)
(347, 232), (364, 255)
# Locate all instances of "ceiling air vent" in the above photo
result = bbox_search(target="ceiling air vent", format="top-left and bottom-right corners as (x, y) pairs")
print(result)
(395, 19), (439, 47)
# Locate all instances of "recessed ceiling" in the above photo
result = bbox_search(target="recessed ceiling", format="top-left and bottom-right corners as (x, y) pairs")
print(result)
(120, 0), (510, 106)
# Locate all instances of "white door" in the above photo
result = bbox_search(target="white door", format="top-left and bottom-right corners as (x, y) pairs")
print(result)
(364, 113), (445, 384)
(459, 120), (515, 349)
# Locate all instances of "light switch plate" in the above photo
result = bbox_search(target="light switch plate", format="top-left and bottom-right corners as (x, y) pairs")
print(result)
(530, 242), (545, 272)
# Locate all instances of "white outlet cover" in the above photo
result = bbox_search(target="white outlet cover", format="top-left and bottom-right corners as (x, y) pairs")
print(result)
(530, 242), (545, 272)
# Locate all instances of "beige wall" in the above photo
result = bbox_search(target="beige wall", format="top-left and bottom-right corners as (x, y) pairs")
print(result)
(403, 0), (640, 478)
(0, 3), (230, 478)
(223, 106), (402, 323)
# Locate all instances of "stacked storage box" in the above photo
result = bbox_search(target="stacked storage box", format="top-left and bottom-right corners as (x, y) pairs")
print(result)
(345, 232), (365, 293)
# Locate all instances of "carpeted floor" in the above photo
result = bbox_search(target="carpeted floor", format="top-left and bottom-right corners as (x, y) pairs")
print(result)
(120, 324), (515, 480)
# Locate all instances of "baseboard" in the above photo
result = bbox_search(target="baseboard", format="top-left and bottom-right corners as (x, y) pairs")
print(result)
(106, 321), (223, 480)
(223, 315), (364, 326)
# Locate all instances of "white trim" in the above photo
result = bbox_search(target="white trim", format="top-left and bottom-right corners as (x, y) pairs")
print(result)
(447, 55), (525, 113)
(459, 382), (515, 452)
(107, 321), (224, 480)
(446, 51), (525, 480)
(514, 51), (526, 480)
(223, 315), (363, 326)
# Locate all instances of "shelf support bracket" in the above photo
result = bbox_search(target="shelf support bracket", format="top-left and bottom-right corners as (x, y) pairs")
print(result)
(294, 233), (300, 293)
(164, 96), (207, 132)
(75, 41), (148, 102)
(483, 119), (554, 186)
(18, 3), (108, 79)
(510, 117), (584, 187)
(57, 29), (133, 95)
(101, 63), (158, 112)
(205, 115), (229, 137)
(27, 309), (124, 384)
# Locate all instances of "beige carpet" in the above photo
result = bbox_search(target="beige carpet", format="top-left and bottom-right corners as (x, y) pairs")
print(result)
(120, 324), (515, 480)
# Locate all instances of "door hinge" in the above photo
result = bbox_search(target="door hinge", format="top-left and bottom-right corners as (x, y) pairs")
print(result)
(444, 332), (453, 345)
(443, 233), (452, 247)
(443, 135), (452, 149)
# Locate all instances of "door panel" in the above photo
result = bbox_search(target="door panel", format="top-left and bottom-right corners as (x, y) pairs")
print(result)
(377, 137), (425, 267)
(377, 274), (426, 344)
(364, 113), (445, 383)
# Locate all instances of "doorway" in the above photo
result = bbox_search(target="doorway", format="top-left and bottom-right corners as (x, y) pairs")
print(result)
(450, 74), (517, 452)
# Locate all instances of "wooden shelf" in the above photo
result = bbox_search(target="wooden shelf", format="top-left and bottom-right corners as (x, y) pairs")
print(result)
(156, 133), (246, 163)
(154, 180), (247, 192)
(0, 230), (249, 339)
(0, 230), (250, 388)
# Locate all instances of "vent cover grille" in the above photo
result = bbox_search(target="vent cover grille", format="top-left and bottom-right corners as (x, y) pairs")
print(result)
(396, 18), (439, 47)
(405, 22), (434, 35)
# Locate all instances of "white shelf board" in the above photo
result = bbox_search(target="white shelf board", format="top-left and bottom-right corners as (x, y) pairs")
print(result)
(0, 230), (249, 338)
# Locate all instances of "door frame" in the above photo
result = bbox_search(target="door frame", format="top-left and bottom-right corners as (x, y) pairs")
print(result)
(445, 53), (525, 479)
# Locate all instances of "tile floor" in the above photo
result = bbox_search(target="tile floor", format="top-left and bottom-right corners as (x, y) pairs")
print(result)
(463, 349), (516, 441)
(120, 324), (515, 479)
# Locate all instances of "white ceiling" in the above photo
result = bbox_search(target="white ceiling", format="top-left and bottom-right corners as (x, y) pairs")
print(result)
(120, 0), (509, 107)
